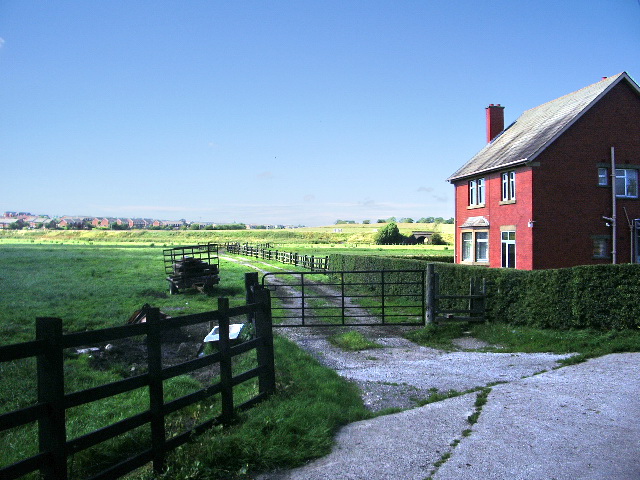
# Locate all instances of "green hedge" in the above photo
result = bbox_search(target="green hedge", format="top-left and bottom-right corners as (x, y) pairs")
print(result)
(328, 254), (640, 330)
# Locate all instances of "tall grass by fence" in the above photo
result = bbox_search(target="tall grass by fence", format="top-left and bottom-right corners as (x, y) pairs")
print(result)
(0, 286), (275, 480)
(226, 243), (329, 271)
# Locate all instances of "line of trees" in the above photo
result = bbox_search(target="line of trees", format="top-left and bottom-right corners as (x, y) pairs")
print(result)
(335, 217), (454, 225)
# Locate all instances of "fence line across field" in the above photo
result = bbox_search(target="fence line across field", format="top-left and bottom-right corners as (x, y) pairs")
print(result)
(225, 242), (329, 271)
(0, 286), (275, 480)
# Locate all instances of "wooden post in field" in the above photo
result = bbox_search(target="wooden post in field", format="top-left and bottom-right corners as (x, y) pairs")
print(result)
(37, 317), (67, 480)
(245, 272), (259, 326)
(253, 287), (276, 396)
(146, 307), (166, 475)
(217, 298), (234, 424)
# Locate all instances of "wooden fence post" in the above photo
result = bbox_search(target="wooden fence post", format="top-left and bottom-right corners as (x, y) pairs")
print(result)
(146, 307), (166, 475)
(36, 317), (67, 480)
(245, 272), (259, 326)
(425, 264), (436, 324)
(253, 287), (276, 396)
(217, 298), (234, 424)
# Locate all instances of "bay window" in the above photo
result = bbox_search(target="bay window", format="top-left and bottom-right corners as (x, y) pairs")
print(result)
(461, 230), (489, 264)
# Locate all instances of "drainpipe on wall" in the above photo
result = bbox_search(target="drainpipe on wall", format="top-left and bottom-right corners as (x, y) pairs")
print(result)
(611, 146), (617, 264)
(623, 207), (634, 263)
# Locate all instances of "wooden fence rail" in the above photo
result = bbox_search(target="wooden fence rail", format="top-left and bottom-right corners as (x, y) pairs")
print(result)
(0, 283), (275, 480)
(226, 243), (330, 271)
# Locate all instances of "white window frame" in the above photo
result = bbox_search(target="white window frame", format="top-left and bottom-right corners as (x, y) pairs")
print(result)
(615, 168), (638, 198)
(501, 231), (516, 268)
(461, 230), (489, 264)
(468, 177), (485, 206)
(475, 231), (489, 262)
(501, 171), (516, 202)
(462, 232), (473, 262)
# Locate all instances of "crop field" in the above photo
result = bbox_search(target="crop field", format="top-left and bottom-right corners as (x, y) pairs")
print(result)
(0, 222), (455, 248)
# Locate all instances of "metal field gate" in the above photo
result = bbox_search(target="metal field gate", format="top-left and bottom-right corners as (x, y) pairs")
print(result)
(258, 270), (427, 327)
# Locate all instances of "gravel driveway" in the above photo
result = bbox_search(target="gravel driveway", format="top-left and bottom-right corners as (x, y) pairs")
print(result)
(276, 325), (574, 411)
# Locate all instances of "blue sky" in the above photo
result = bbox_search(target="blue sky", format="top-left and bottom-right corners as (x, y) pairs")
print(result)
(1, 1), (639, 226)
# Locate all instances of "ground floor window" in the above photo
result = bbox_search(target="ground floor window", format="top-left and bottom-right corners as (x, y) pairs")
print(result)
(461, 230), (489, 263)
(501, 231), (516, 268)
(592, 236), (610, 259)
(475, 231), (488, 262)
(635, 220), (640, 264)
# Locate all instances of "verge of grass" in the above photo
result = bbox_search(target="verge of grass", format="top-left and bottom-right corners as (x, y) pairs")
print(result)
(328, 331), (383, 351)
(405, 321), (640, 360)
(471, 322), (640, 360)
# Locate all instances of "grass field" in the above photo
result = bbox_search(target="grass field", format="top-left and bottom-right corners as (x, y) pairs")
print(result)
(0, 244), (372, 479)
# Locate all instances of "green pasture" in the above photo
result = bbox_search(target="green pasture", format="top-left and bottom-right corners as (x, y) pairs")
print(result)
(0, 244), (371, 479)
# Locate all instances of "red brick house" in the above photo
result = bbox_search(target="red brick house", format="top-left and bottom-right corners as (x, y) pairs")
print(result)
(448, 72), (640, 270)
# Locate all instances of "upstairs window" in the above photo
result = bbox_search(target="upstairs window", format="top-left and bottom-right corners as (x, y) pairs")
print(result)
(615, 169), (638, 198)
(501, 171), (516, 202)
(598, 167), (608, 186)
(468, 178), (485, 206)
(599, 167), (639, 198)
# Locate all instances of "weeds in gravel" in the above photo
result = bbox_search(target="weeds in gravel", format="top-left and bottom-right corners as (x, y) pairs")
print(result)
(328, 331), (383, 351)
(404, 323), (468, 350)
(426, 387), (493, 480)
(414, 388), (464, 407)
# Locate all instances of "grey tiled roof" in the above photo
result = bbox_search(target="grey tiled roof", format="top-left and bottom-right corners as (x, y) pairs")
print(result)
(448, 72), (637, 182)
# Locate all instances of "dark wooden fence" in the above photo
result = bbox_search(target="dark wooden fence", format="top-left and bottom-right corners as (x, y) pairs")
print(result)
(226, 243), (329, 271)
(425, 264), (486, 323)
(0, 285), (275, 480)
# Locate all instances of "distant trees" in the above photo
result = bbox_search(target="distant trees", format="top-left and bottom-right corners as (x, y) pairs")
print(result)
(430, 233), (447, 245)
(417, 217), (454, 224)
(373, 222), (406, 245)
(8, 219), (25, 230)
(371, 216), (454, 225)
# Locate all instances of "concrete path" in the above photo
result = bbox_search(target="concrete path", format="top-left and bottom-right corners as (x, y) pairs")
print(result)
(258, 353), (640, 480)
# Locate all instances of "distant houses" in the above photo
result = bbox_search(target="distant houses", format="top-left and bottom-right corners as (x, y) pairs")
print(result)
(1, 212), (298, 230)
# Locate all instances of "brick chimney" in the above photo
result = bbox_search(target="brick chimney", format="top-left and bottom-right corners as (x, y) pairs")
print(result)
(486, 104), (505, 142)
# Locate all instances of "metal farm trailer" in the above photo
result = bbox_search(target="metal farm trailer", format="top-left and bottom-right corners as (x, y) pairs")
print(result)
(163, 243), (220, 294)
